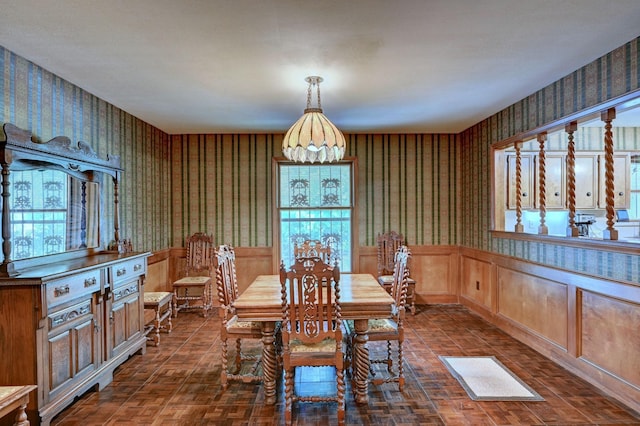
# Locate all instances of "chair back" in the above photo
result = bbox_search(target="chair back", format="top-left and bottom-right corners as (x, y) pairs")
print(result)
(280, 257), (341, 345)
(390, 245), (411, 318)
(215, 244), (239, 315)
(184, 232), (215, 276)
(376, 231), (405, 276)
(293, 239), (333, 264)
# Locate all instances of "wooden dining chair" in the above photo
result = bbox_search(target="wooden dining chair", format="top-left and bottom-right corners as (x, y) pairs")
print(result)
(172, 232), (215, 317)
(293, 239), (333, 264)
(359, 244), (411, 391)
(216, 244), (264, 390)
(376, 231), (416, 314)
(279, 256), (346, 426)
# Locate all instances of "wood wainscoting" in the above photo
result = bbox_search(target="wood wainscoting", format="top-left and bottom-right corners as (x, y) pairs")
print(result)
(459, 246), (640, 414)
(358, 245), (460, 304)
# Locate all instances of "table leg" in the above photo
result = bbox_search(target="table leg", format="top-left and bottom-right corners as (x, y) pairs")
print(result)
(352, 319), (370, 404)
(261, 321), (277, 405)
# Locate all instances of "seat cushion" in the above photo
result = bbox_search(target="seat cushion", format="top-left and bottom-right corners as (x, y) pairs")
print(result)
(144, 291), (173, 305)
(368, 318), (398, 333)
(226, 315), (262, 332)
(290, 337), (337, 353)
(377, 275), (394, 285)
(173, 276), (211, 285)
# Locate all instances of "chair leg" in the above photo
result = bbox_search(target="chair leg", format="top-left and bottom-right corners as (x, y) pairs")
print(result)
(284, 368), (293, 426)
(398, 339), (404, 392)
(386, 340), (393, 372)
(337, 366), (346, 426)
(234, 338), (242, 374)
(221, 337), (229, 390)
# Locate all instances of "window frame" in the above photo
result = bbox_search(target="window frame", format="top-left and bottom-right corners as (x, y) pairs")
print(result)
(272, 157), (359, 273)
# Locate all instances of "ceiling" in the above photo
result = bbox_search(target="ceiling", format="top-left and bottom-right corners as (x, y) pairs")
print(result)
(1, 0), (640, 135)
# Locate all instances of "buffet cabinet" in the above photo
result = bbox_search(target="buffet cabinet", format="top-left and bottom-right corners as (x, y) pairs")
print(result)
(0, 252), (149, 426)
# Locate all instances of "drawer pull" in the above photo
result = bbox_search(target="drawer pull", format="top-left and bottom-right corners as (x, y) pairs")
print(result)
(54, 285), (70, 297)
(134, 263), (142, 272)
(84, 277), (97, 288)
(117, 268), (127, 277)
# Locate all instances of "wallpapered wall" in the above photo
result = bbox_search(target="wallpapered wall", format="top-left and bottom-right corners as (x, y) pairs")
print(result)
(460, 36), (640, 283)
(169, 133), (459, 247)
(0, 46), (171, 252)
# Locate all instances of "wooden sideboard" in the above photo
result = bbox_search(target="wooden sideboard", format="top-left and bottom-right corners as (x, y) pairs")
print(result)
(0, 252), (149, 426)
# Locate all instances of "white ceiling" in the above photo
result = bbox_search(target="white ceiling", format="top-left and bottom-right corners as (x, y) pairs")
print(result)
(0, 0), (640, 135)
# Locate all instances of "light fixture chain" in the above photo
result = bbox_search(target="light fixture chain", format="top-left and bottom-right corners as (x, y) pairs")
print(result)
(306, 80), (313, 110)
(316, 80), (322, 109)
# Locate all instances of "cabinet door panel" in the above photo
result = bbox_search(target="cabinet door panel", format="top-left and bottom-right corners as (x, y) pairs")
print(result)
(575, 155), (598, 209)
(75, 319), (97, 376)
(49, 331), (73, 392)
(507, 154), (534, 209)
(599, 154), (630, 209)
(538, 154), (564, 209)
(110, 302), (127, 353)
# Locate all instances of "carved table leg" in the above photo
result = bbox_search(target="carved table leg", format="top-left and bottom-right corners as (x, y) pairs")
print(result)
(261, 321), (277, 405)
(352, 318), (370, 404)
(14, 401), (29, 426)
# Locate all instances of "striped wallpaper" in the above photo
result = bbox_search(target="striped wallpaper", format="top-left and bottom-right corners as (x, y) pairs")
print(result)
(169, 133), (460, 247)
(461, 36), (640, 283)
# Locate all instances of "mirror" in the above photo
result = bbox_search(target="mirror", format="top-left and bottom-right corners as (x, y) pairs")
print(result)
(6, 169), (99, 260)
(1, 123), (122, 276)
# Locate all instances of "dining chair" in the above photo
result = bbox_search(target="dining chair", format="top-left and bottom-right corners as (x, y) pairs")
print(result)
(172, 232), (215, 317)
(293, 239), (333, 264)
(376, 231), (416, 314)
(359, 244), (411, 391)
(279, 256), (346, 426)
(216, 244), (264, 390)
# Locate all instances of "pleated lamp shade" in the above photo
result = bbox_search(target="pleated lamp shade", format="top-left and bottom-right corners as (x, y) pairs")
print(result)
(282, 77), (346, 163)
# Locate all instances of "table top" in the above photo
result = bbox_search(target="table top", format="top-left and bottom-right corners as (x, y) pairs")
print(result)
(234, 273), (394, 321)
(0, 385), (36, 412)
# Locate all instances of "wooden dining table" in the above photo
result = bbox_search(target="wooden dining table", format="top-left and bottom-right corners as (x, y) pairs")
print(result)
(233, 273), (395, 405)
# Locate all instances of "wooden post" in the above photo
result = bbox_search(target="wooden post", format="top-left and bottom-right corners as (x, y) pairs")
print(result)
(537, 132), (548, 235)
(601, 108), (618, 240)
(565, 121), (579, 237)
(514, 141), (524, 233)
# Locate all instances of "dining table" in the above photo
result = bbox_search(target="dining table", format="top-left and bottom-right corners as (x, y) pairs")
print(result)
(233, 273), (395, 405)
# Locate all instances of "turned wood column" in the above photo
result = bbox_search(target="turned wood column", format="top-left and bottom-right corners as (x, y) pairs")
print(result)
(514, 141), (524, 232)
(565, 121), (579, 237)
(537, 132), (548, 235)
(602, 108), (618, 240)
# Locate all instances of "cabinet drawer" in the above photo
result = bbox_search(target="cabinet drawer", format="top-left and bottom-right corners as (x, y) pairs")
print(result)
(110, 258), (146, 286)
(46, 270), (102, 309)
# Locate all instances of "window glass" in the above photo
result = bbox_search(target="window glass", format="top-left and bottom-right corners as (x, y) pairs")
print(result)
(279, 164), (352, 271)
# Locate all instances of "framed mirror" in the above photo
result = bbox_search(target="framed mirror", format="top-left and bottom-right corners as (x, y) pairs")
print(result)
(0, 123), (122, 276)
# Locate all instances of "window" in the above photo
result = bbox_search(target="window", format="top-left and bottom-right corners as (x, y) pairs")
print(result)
(278, 163), (353, 271)
(10, 170), (68, 259)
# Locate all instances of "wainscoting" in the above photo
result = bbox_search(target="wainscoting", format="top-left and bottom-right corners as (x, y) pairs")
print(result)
(459, 246), (640, 414)
(145, 244), (640, 413)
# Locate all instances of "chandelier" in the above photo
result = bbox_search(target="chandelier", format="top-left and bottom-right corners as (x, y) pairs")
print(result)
(282, 76), (346, 163)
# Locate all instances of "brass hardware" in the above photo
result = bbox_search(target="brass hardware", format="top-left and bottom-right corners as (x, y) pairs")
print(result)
(84, 277), (97, 287)
(54, 285), (70, 297)
(117, 268), (126, 277)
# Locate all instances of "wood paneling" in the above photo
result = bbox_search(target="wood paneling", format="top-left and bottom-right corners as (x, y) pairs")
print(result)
(580, 290), (640, 388)
(496, 267), (568, 349)
(460, 256), (492, 309)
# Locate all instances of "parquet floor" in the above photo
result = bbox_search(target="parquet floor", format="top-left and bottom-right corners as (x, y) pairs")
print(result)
(51, 305), (640, 425)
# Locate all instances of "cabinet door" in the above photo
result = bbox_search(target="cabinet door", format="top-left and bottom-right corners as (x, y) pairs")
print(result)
(574, 155), (598, 209)
(47, 298), (99, 401)
(599, 153), (630, 209)
(507, 154), (534, 209)
(537, 154), (565, 209)
(108, 280), (143, 359)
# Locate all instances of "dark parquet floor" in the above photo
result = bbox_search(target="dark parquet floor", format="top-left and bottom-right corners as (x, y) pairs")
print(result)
(51, 305), (640, 425)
